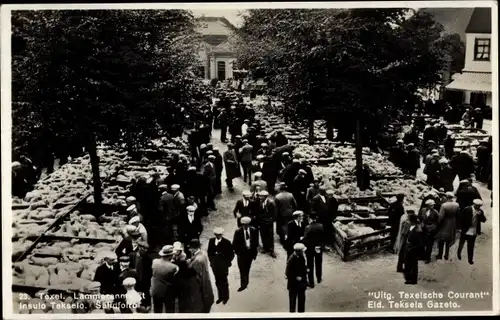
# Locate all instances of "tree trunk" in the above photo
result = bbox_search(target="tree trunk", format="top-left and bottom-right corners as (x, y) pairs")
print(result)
(355, 118), (364, 189)
(308, 117), (315, 145)
(326, 122), (334, 141)
(87, 134), (102, 206)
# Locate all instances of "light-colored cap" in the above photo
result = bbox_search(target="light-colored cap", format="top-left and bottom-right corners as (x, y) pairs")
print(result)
(122, 277), (136, 287)
(298, 169), (307, 174)
(173, 241), (183, 250)
(293, 159), (301, 164)
(125, 225), (137, 233)
(171, 184), (180, 191)
(242, 190), (252, 196)
(12, 161), (21, 169)
(127, 204), (137, 212)
(188, 166), (197, 171)
(293, 210), (304, 216)
(460, 179), (469, 183)
(293, 243), (306, 251)
(473, 199), (483, 206)
(159, 245), (175, 257)
(208, 155), (216, 160)
(397, 139), (404, 143)
(158, 184), (169, 191)
(431, 149), (439, 154)
(425, 199), (435, 206)
(129, 216), (140, 224)
(282, 152), (290, 156)
(261, 143), (268, 147)
(213, 227), (224, 235)
(254, 172), (263, 177)
(258, 190), (269, 196)
(445, 192), (455, 198)
(439, 158), (448, 164)
(326, 189), (335, 195)
(240, 216), (252, 224)
(126, 196), (136, 202)
(257, 155), (265, 160)
(186, 205), (196, 212)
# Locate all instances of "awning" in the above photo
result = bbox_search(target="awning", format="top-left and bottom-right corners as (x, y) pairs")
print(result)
(445, 72), (492, 93)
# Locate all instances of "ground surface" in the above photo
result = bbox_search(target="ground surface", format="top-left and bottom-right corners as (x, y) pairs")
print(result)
(198, 128), (494, 313)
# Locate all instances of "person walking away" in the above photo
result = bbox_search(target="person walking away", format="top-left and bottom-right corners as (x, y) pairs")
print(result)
(388, 193), (405, 252)
(223, 143), (240, 191)
(186, 239), (215, 313)
(158, 185), (175, 245)
(439, 159), (454, 192)
(444, 134), (456, 160)
(310, 187), (330, 240)
(455, 180), (482, 212)
(423, 151), (441, 189)
(233, 190), (253, 227)
(436, 192), (460, 260)
(292, 169), (310, 212)
(171, 184), (185, 240)
(239, 139), (254, 183)
(286, 211), (308, 258)
(150, 245), (179, 313)
(208, 227), (235, 305)
(232, 217), (259, 292)
(394, 210), (415, 273)
(453, 151), (475, 181)
(171, 242), (197, 313)
(403, 214), (425, 285)
(188, 127), (200, 162)
(418, 199), (439, 264)
(303, 214), (325, 287)
(457, 199), (486, 265)
(286, 243), (308, 313)
(213, 148), (224, 195)
(275, 183), (298, 245)
(406, 143), (420, 176)
(255, 190), (277, 257)
(203, 155), (217, 211)
(218, 109), (229, 143)
(476, 140), (489, 183)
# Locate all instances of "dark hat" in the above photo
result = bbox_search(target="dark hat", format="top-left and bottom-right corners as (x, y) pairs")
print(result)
(189, 238), (201, 249)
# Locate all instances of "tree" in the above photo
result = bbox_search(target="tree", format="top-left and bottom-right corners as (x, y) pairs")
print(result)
(12, 10), (199, 204)
(236, 8), (459, 187)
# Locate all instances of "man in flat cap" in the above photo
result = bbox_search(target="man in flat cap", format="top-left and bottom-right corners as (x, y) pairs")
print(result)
(403, 213), (424, 284)
(435, 192), (460, 260)
(250, 171), (268, 196)
(223, 143), (240, 191)
(419, 199), (439, 263)
(232, 217), (259, 291)
(233, 190), (254, 227)
(457, 199), (486, 264)
(286, 211), (308, 258)
(275, 183), (298, 245)
(239, 139), (254, 183)
(179, 205), (203, 245)
(286, 242), (308, 312)
(208, 227), (234, 304)
(94, 252), (120, 296)
(203, 154), (217, 211)
(303, 214), (325, 287)
(255, 190), (277, 257)
(171, 184), (186, 239)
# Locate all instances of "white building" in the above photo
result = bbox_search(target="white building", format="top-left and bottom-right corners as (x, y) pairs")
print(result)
(446, 8), (492, 108)
(196, 16), (239, 80)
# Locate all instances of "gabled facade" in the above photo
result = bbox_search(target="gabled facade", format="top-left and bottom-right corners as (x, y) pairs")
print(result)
(445, 8), (492, 108)
(196, 16), (239, 80)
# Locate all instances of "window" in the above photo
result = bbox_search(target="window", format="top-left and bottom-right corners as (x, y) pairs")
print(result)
(217, 61), (226, 80)
(474, 38), (490, 61)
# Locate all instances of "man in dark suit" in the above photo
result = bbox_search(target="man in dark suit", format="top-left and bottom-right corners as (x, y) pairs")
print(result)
(311, 188), (338, 244)
(239, 140), (254, 183)
(178, 205), (203, 245)
(255, 190), (277, 257)
(233, 190), (254, 227)
(286, 242), (308, 313)
(208, 227), (235, 304)
(232, 217), (259, 292)
(275, 183), (298, 244)
(303, 214), (325, 287)
(203, 155), (217, 211)
(403, 214), (424, 285)
(286, 211), (308, 258)
(94, 252), (120, 295)
(418, 199), (439, 264)
(457, 199), (487, 265)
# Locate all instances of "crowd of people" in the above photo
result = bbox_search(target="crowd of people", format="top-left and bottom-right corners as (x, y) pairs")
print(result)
(14, 85), (492, 314)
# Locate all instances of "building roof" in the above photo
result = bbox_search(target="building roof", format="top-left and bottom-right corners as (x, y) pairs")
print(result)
(446, 71), (492, 93)
(197, 16), (238, 31)
(465, 8), (492, 34)
(202, 34), (229, 46)
(424, 8), (474, 41)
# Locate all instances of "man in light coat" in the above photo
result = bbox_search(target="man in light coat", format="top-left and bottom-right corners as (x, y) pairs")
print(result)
(188, 239), (215, 313)
(150, 245), (179, 313)
(436, 192), (460, 260)
(274, 183), (298, 245)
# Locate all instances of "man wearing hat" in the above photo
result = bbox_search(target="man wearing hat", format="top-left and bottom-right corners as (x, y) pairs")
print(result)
(452, 150), (475, 181)
(389, 140), (406, 169)
(457, 199), (486, 264)
(151, 245), (179, 313)
(203, 154), (217, 211)
(179, 205), (203, 245)
(252, 154), (266, 174)
(292, 169), (310, 212)
(404, 143), (420, 177)
(187, 239), (215, 313)
(423, 150), (441, 189)
(232, 216), (259, 291)
(94, 252), (120, 296)
(403, 213), (425, 284)
(435, 192), (460, 260)
(208, 227), (234, 304)
(285, 242), (308, 312)
(239, 139), (254, 183)
(233, 190), (254, 227)
(455, 179), (482, 212)
(303, 214), (325, 287)
(250, 171), (268, 195)
(476, 140), (490, 183)
(241, 119), (250, 136)
(217, 108), (229, 143)
(438, 158), (454, 192)
(255, 190), (277, 257)
(117, 255), (139, 289)
(310, 187), (337, 242)
(212, 148), (224, 195)
(418, 199), (439, 264)
(471, 106), (484, 129)
(286, 211), (308, 258)
(275, 183), (298, 244)
(388, 193), (406, 252)
(223, 143), (240, 191)
(306, 178), (322, 205)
